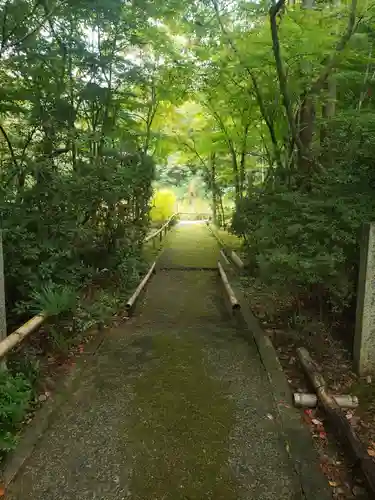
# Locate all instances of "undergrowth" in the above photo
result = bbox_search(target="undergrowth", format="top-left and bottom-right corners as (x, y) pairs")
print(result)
(0, 245), (149, 460)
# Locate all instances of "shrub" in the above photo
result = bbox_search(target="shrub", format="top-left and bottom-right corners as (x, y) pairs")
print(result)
(150, 189), (177, 222)
(232, 165), (375, 312)
(0, 369), (32, 456)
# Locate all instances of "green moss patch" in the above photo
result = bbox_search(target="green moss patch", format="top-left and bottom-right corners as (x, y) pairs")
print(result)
(214, 228), (243, 252)
(159, 223), (219, 268)
(130, 333), (237, 499)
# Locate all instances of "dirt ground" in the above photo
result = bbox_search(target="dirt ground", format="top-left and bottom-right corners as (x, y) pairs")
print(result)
(241, 276), (374, 500)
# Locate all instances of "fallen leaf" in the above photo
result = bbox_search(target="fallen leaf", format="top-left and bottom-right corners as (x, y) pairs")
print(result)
(0, 486), (5, 496)
(329, 481), (338, 487)
(312, 418), (322, 426)
(367, 448), (375, 457)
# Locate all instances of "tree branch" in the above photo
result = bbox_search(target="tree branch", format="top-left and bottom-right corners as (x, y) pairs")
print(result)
(269, 0), (303, 155)
(210, 0), (283, 169)
(179, 137), (207, 170)
(310, 0), (358, 95)
(0, 123), (18, 169)
(10, 2), (57, 54)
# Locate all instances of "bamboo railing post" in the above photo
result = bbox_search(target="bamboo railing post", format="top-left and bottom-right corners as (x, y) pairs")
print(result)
(218, 261), (240, 311)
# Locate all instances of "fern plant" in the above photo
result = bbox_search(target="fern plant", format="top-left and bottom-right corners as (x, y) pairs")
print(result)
(30, 283), (77, 318)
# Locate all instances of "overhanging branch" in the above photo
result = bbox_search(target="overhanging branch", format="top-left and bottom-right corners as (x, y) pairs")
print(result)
(269, 0), (303, 154)
(310, 0), (358, 95)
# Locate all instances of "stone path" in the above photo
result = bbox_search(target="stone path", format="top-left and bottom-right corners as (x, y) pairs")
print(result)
(6, 222), (327, 500)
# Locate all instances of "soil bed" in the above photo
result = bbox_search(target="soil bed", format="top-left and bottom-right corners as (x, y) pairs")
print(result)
(241, 276), (375, 500)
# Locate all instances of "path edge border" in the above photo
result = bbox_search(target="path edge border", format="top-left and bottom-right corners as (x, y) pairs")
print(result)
(219, 256), (332, 500)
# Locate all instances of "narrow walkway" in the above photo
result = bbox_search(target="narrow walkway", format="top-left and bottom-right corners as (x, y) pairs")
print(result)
(7, 223), (319, 499)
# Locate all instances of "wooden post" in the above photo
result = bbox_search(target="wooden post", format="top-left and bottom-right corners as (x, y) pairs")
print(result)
(354, 223), (375, 375)
(218, 261), (240, 311)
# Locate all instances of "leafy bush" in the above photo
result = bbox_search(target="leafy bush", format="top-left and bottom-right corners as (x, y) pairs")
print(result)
(30, 284), (78, 317)
(233, 164), (375, 312)
(2, 154), (153, 323)
(150, 189), (177, 222)
(0, 369), (32, 456)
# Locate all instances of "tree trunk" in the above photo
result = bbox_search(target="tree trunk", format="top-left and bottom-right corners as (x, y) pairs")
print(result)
(239, 146), (246, 195)
(296, 0), (316, 173)
(297, 94), (315, 172)
(209, 152), (218, 225)
(320, 75), (336, 147)
(230, 148), (240, 201)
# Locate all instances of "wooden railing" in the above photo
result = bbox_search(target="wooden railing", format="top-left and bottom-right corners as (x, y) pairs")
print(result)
(177, 212), (211, 221)
(144, 213), (179, 246)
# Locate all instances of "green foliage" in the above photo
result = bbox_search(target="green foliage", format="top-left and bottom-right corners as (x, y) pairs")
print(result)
(7, 352), (41, 388)
(30, 284), (77, 317)
(0, 0), (180, 322)
(161, 0), (375, 324)
(0, 369), (32, 456)
(150, 189), (177, 221)
(233, 160), (375, 311)
(47, 326), (75, 356)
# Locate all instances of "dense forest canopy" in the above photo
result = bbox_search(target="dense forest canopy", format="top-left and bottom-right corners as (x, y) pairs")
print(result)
(1, 0), (375, 321)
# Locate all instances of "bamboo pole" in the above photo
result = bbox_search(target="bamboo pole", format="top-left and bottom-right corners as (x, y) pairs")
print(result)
(144, 213), (177, 244)
(293, 392), (359, 409)
(218, 261), (240, 310)
(220, 249), (230, 265)
(230, 250), (244, 270)
(297, 347), (375, 495)
(0, 312), (47, 360)
(125, 261), (156, 314)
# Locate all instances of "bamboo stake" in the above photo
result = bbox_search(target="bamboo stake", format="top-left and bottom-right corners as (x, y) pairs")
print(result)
(218, 261), (240, 310)
(220, 249), (230, 265)
(125, 261), (156, 314)
(230, 250), (244, 269)
(293, 392), (358, 409)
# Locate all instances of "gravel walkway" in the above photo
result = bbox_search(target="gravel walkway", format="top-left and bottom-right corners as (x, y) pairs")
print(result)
(6, 222), (320, 499)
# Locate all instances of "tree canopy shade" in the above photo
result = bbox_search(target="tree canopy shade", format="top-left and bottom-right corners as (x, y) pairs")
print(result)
(1, 0), (375, 319)
(0, 0), (189, 317)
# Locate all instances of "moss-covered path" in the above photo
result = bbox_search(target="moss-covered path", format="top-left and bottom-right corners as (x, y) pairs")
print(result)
(6, 223), (321, 499)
